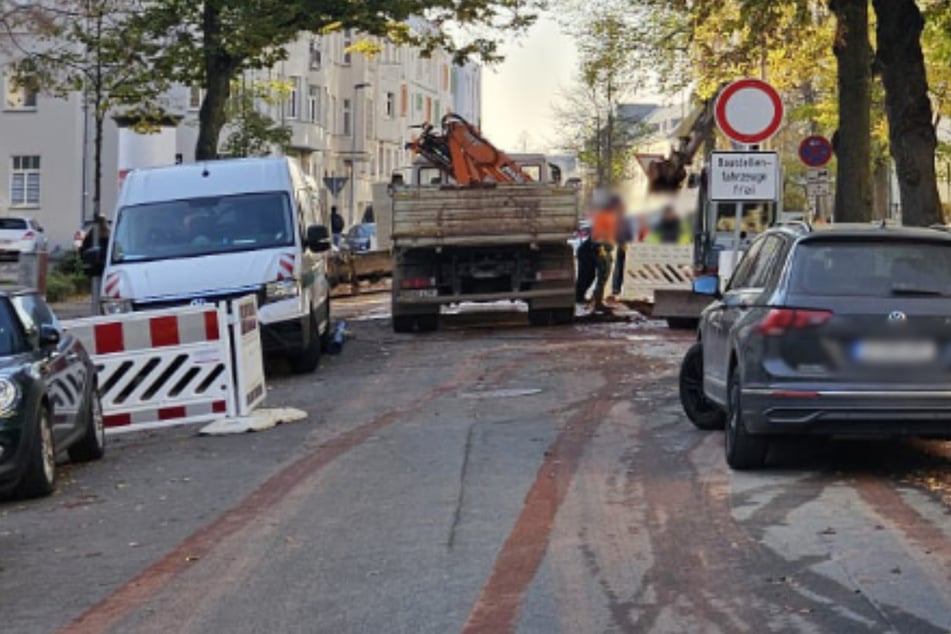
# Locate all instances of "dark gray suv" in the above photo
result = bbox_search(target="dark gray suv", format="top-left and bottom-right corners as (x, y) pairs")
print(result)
(679, 222), (951, 470)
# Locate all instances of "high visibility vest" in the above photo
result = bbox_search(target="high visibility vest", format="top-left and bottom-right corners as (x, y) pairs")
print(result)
(590, 209), (618, 244)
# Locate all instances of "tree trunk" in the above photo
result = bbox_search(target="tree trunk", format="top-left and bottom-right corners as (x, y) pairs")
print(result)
(830, 0), (873, 223)
(872, 0), (942, 226)
(195, 2), (232, 161)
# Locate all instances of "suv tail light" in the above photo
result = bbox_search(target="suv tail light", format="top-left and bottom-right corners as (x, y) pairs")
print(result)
(756, 308), (832, 336)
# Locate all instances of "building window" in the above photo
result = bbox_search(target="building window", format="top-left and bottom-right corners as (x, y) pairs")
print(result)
(400, 85), (408, 117)
(442, 65), (450, 92)
(286, 77), (300, 119)
(365, 98), (374, 138)
(385, 91), (395, 118)
(425, 97), (432, 123)
(188, 85), (203, 111)
(10, 155), (40, 207)
(308, 85), (320, 122)
(309, 38), (322, 69)
(4, 71), (37, 110)
(343, 98), (351, 135)
(343, 29), (352, 65)
(415, 93), (422, 113)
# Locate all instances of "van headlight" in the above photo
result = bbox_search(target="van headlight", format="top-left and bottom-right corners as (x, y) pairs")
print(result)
(0, 378), (21, 416)
(265, 279), (299, 303)
(101, 299), (133, 315)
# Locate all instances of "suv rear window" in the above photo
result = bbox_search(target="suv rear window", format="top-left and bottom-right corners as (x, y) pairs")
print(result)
(0, 218), (28, 230)
(790, 240), (951, 297)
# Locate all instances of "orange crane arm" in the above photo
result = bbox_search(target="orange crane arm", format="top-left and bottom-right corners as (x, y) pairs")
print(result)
(407, 114), (534, 185)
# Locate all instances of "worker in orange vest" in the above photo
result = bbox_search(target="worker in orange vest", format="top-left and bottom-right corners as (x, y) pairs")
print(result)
(578, 192), (622, 311)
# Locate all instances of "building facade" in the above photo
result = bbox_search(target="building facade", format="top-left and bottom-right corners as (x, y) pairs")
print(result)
(0, 27), (482, 249)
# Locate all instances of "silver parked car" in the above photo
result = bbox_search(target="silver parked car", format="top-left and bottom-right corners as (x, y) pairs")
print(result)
(680, 222), (951, 470)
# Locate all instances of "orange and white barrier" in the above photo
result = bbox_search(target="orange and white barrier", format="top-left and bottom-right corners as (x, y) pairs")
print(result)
(63, 297), (266, 434)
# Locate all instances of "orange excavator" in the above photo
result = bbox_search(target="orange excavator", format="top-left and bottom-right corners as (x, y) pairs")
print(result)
(406, 113), (534, 185)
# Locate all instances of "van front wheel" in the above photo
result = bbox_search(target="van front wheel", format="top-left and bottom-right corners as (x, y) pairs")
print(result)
(289, 310), (321, 374)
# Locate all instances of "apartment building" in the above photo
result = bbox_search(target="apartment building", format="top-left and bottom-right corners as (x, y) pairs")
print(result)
(0, 26), (482, 248)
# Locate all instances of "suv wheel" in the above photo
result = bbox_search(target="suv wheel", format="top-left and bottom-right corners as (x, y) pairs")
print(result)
(725, 366), (769, 470)
(679, 343), (725, 430)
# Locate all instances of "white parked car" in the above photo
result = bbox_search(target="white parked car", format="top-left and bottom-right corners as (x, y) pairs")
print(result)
(0, 216), (47, 260)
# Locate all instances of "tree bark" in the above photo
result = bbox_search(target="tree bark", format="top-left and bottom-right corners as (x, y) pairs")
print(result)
(195, 2), (233, 161)
(872, 0), (942, 226)
(830, 0), (873, 223)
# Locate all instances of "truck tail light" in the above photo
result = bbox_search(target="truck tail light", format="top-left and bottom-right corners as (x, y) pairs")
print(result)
(400, 276), (436, 290)
(756, 309), (832, 336)
(536, 269), (571, 282)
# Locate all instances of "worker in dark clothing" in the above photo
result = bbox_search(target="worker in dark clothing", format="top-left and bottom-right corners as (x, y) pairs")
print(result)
(575, 237), (596, 304)
(362, 205), (375, 224)
(654, 205), (683, 244)
(331, 206), (344, 246)
(610, 201), (634, 300)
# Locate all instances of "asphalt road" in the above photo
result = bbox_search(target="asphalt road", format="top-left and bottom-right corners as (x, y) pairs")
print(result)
(3, 296), (951, 633)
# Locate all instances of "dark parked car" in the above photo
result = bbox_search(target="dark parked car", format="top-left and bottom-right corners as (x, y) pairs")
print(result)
(0, 289), (103, 498)
(679, 223), (951, 470)
(343, 223), (377, 253)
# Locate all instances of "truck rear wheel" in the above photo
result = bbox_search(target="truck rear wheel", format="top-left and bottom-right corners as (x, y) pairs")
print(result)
(393, 315), (416, 333)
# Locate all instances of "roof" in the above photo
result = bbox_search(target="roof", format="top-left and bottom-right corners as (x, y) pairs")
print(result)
(119, 158), (295, 208)
(774, 222), (951, 243)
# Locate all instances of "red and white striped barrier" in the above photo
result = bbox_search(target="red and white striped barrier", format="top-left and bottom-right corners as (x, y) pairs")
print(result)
(63, 297), (266, 434)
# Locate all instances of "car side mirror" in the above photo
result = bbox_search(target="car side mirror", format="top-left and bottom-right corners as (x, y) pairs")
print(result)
(692, 275), (721, 298)
(306, 224), (331, 253)
(38, 325), (60, 350)
(81, 245), (106, 277)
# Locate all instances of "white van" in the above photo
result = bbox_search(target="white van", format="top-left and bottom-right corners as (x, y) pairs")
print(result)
(99, 157), (332, 373)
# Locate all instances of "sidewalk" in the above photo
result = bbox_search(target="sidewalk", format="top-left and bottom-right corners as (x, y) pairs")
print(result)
(51, 297), (94, 320)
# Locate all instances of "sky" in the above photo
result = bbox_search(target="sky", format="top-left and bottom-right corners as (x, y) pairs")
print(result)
(481, 15), (579, 154)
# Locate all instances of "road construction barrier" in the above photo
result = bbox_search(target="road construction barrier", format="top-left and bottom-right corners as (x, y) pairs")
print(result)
(620, 244), (693, 302)
(63, 296), (266, 433)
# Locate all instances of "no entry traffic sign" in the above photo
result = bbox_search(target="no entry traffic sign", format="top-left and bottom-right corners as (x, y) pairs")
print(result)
(715, 78), (784, 145)
(798, 135), (833, 168)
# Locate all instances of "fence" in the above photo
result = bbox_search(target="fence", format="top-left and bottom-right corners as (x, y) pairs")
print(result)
(63, 296), (266, 433)
(619, 244), (694, 302)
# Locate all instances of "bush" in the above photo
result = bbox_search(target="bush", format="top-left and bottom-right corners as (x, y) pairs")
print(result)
(45, 271), (75, 303)
(45, 251), (91, 303)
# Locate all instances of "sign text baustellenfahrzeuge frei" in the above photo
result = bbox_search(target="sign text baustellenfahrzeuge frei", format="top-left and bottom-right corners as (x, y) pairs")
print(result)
(709, 151), (780, 202)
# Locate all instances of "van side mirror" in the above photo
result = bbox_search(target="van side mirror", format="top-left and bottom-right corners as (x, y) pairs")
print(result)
(38, 325), (60, 350)
(692, 275), (720, 298)
(306, 225), (331, 253)
(81, 246), (105, 277)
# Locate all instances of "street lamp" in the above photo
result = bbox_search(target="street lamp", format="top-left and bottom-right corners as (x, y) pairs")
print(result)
(349, 82), (371, 225)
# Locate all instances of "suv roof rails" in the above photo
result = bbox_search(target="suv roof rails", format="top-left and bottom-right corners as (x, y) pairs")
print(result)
(774, 220), (812, 233)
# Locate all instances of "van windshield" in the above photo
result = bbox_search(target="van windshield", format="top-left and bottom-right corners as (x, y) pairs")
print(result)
(111, 192), (294, 263)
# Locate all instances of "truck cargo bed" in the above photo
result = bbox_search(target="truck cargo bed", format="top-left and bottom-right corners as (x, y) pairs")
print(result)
(391, 184), (579, 248)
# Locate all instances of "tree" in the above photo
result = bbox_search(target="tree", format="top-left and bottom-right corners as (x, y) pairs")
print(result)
(830, 0), (873, 222)
(137, 0), (543, 161)
(554, 6), (642, 187)
(873, 0), (942, 226)
(3, 0), (166, 219)
(220, 79), (292, 158)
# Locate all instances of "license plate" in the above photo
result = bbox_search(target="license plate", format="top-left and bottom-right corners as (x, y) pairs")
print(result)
(406, 288), (438, 298)
(852, 340), (938, 364)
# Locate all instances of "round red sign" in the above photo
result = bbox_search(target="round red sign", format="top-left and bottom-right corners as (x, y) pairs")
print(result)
(798, 135), (834, 168)
(715, 79), (785, 145)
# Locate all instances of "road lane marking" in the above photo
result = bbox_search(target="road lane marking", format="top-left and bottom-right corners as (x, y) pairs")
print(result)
(461, 381), (616, 634)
